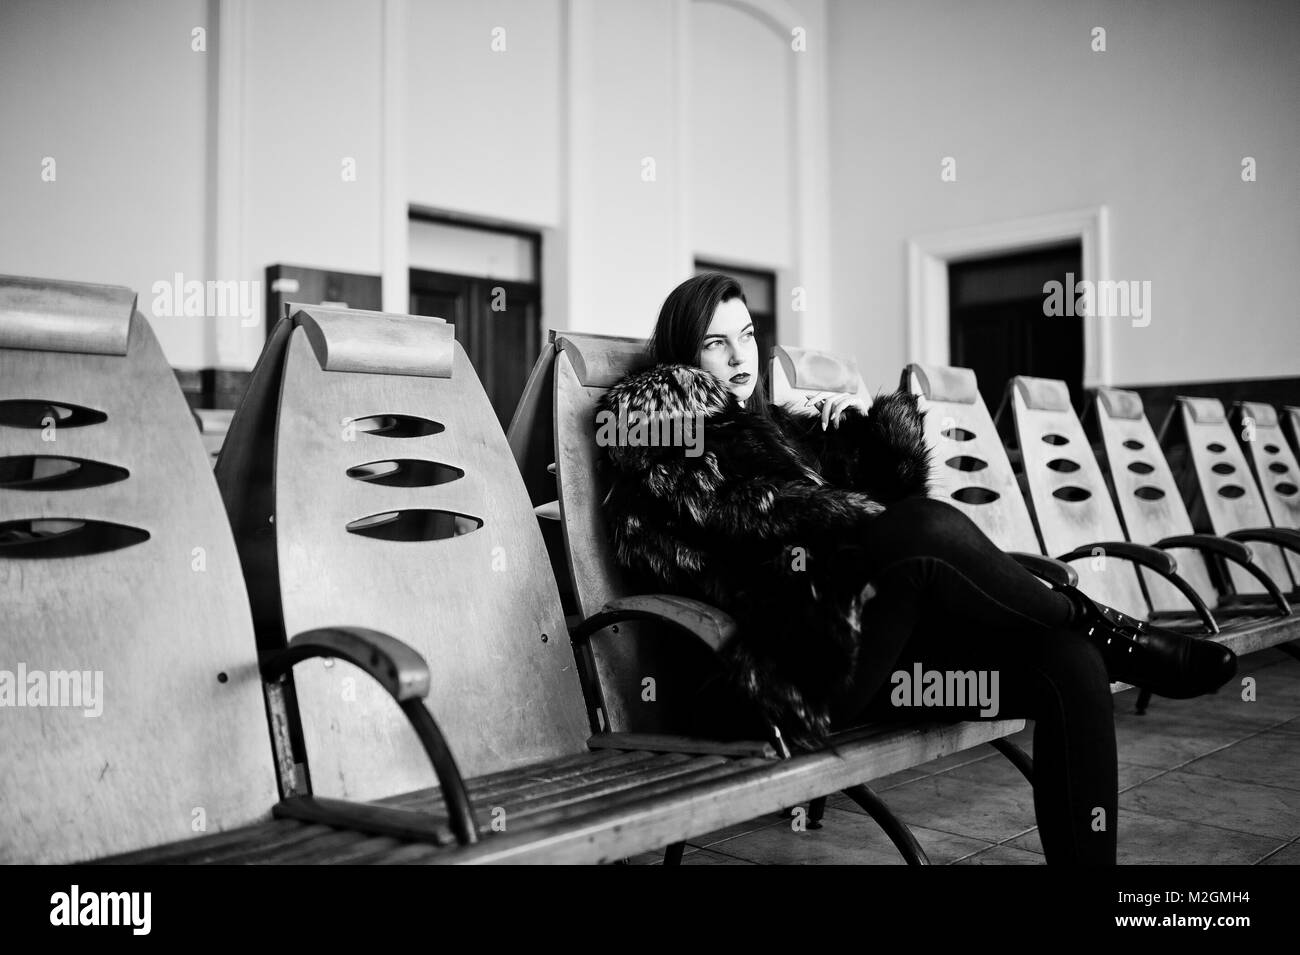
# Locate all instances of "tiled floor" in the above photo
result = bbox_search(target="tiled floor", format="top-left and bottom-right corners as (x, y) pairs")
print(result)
(631, 645), (1300, 865)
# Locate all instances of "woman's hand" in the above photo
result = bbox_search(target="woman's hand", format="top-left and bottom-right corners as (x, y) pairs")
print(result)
(813, 392), (930, 430)
(814, 393), (871, 430)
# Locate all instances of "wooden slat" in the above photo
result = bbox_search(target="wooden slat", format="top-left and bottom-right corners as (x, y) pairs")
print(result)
(412, 718), (1027, 864)
(587, 732), (776, 759)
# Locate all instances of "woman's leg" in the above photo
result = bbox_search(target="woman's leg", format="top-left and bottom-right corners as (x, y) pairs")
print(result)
(852, 618), (1118, 865)
(827, 495), (1118, 864)
(831, 494), (1086, 717)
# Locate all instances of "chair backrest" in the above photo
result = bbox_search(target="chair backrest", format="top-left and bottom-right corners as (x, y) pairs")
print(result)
(769, 344), (872, 410)
(1282, 405), (1300, 460)
(216, 306), (590, 801)
(0, 275), (278, 863)
(1170, 396), (1295, 591)
(513, 331), (735, 735)
(1233, 401), (1300, 545)
(903, 363), (1042, 556)
(1008, 375), (1149, 618)
(1093, 388), (1220, 610)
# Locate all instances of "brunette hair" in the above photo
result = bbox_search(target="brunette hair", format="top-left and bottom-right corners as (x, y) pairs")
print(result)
(646, 272), (772, 416)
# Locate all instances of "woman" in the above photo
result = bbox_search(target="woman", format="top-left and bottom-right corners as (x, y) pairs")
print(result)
(594, 272), (1237, 866)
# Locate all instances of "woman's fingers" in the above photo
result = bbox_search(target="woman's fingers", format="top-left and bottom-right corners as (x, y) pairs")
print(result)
(820, 393), (856, 430)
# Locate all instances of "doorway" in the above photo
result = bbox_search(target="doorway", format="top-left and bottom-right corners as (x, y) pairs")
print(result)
(948, 241), (1084, 412)
(408, 214), (542, 430)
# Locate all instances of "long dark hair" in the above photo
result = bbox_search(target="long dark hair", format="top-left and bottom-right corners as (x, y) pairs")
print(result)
(646, 272), (773, 418)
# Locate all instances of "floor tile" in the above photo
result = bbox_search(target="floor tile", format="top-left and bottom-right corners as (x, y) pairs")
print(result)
(1259, 840), (1300, 864)
(1180, 730), (1300, 792)
(954, 844), (1045, 865)
(1112, 809), (1283, 864)
(1118, 769), (1300, 840)
(707, 806), (991, 865)
(1111, 705), (1265, 769)
(915, 742), (1000, 774)
(834, 773), (1038, 844)
(686, 813), (787, 850)
(681, 848), (757, 865)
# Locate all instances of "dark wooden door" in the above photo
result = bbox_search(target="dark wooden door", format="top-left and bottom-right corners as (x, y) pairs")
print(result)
(948, 242), (1084, 413)
(409, 269), (541, 430)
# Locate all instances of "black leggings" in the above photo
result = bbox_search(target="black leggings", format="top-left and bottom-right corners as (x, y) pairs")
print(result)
(830, 496), (1118, 866)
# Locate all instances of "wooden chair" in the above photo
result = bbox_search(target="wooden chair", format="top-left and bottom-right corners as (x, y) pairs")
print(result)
(1232, 401), (1300, 554)
(503, 332), (1029, 865)
(1161, 396), (1300, 594)
(0, 276), (475, 863)
(1006, 378), (1299, 666)
(1092, 388), (1293, 630)
(902, 362), (1080, 592)
(1282, 405), (1300, 461)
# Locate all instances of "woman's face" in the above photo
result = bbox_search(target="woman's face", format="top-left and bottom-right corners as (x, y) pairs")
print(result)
(696, 296), (758, 404)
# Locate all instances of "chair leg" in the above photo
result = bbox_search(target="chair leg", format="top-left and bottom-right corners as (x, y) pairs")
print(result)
(662, 842), (685, 865)
(840, 784), (931, 865)
(808, 796), (827, 829)
(1135, 688), (1153, 714)
(991, 738), (1034, 785)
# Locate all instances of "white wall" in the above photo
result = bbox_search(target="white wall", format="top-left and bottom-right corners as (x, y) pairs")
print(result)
(0, 0), (212, 367)
(828, 0), (1300, 389)
(405, 0), (563, 227)
(691, 0), (793, 272)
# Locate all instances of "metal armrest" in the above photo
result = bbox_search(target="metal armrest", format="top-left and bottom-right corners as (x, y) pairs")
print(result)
(1225, 527), (1300, 556)
(569, 594), (739, 654)
(262, 626), (478, 845)
(1057, 541), (1219, 634)
(1008, 552), (1078, 588)
(263, 626), (431, 699)
(565, 596), (796, 755)
(1155, 534), (1291, 616)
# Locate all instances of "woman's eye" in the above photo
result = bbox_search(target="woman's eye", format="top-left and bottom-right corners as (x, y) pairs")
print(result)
(741, 331), (754, 341)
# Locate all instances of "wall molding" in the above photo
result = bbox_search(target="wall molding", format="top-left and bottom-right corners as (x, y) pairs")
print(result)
(907, 205), (1112, 386)
(213, 0), (248, 368)
(380, 0), (408, 315)
(695, 0), (831, 351)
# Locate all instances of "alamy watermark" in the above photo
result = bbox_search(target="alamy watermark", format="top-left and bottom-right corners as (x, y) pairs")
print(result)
(1043, 272), (1151, 328)
(0, 664), (103, 717)
(595, 402), (705, 458)
(890, 662), (1000, 717)
(151, 272), (259, 327)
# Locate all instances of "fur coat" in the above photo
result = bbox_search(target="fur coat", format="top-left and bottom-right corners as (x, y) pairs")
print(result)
(595, 363), (934, 746)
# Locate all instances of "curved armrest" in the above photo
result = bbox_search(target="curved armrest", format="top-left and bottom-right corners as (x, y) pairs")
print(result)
(1155, 534), (1291, 616)
(262, 626), (478, 846)
(1225, 527), (1300, 556)
(262, 626), (430, 700)
(569, 594), (739, 654)
(1008, 552), (1078, 588)
(1057, 541), (1218, 634)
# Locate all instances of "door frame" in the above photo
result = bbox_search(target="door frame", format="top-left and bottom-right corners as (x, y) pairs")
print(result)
(907, 206), (1112, 387)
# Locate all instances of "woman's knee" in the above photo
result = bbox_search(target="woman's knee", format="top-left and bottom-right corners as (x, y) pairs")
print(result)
(873, 496), (978, 554)
(1018, 628), (1114, 703)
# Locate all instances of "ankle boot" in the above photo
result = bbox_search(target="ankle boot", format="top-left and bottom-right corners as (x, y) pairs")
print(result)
(1058, 585), (1238, 699)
